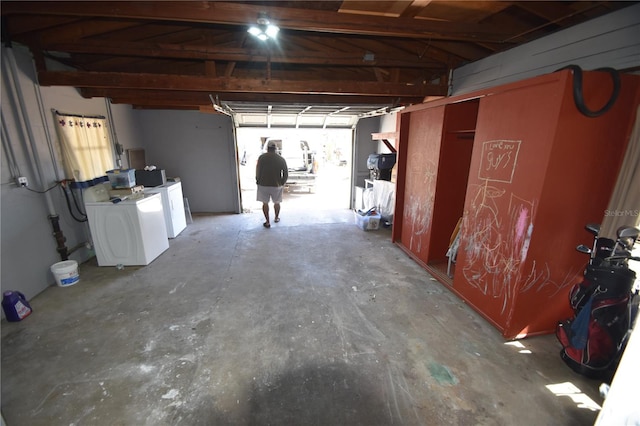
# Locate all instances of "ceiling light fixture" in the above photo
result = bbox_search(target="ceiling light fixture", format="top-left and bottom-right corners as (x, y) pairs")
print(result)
(248, 14), (279, 41)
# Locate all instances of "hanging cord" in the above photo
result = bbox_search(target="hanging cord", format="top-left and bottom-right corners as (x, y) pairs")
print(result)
(556, 65), (620, 118)
(22, 180), (87, 222)
(69, 184), (87, 218)
(23, 181), (61, 194)
(59, 180), (88, 222)
(57, 179), (87, 218)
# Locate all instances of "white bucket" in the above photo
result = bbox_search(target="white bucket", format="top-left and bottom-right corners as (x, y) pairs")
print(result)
(51, 260), (79, 287)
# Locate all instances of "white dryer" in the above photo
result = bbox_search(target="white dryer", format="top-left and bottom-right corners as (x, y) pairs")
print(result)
(144, 181), (186, 238)
(85, 193), (169, 266)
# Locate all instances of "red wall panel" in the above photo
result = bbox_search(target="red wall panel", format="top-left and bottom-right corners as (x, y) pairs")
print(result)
(428, 101), (479, 262)
(394, 69), (640, 339)
(506, 72), (640, 337)
(452, 76), (565, 333)
(398, 107), (445, 265)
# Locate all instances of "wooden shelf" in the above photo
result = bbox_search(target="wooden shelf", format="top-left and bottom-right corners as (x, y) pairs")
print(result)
(371, 132), (398, 140)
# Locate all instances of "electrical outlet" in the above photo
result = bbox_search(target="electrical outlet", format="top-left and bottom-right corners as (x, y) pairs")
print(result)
(17, 176), (28, 187)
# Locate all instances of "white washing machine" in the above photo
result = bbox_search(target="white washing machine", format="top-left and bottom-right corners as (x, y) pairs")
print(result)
(144, 181), (187, 238)
(85, 192), (169, 266)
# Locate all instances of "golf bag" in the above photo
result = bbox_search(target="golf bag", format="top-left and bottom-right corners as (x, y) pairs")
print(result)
(556, 264), (635, 380)
(556, 223), (640, 380)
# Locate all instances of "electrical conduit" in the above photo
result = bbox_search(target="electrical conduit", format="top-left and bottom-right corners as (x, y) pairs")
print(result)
(3, 46), (69, 259)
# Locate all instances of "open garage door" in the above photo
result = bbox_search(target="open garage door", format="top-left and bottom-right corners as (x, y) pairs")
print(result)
(225, 100), (402, 212)
(228, 101), (401, 214)
(237, 127), (354, 213)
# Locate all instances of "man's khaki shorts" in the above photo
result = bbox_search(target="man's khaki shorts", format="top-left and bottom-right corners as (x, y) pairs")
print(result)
(256, 185), (284, 203)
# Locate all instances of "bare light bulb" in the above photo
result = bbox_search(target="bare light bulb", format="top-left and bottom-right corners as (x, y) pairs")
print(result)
(265, 24), (279, 39)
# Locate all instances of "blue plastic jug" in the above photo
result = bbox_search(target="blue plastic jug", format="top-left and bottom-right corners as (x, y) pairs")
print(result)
(2, 291), (32, 322)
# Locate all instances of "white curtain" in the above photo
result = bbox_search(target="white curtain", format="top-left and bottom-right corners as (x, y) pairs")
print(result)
(54, 111), (115, 183)
(601, 105), (640, 238)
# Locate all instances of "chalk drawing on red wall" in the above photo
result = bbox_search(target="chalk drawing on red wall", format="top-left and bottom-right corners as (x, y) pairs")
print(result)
(461, 179), (538, 314)
(405, 158), (437, 253)
(478, 140), (521, 183)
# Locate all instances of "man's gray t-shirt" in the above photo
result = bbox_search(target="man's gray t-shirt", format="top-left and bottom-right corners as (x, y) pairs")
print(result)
(256, 152), (288, 187)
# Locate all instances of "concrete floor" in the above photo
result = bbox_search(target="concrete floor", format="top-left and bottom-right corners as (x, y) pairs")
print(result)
(1, 204), (604, 425)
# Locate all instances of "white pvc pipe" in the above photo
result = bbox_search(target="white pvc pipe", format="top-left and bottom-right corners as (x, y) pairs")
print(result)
(1, 109), (22, 179)
(3, 46), (56, 215)
(30, 58), (63, 183)
(104, 98), (122, 168)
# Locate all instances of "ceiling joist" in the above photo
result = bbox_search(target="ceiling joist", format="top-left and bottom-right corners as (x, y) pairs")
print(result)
(40, 70), (446, 97)
(2, 1), (516, 43)
(1, 0), (632, 116)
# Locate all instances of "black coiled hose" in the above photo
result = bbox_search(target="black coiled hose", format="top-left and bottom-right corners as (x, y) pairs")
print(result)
(556, 65), (620, 118)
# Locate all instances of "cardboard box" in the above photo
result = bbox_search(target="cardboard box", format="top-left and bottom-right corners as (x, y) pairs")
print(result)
(354, 210), (381, 231)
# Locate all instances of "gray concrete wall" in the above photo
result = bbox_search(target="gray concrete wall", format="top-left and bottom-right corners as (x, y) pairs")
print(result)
(1, 45), (140, 300)
(452, 3), (640, 94)
(1, 43), (258, 307)
(132, 110), (238, 214)
(353, 116), (380, 189)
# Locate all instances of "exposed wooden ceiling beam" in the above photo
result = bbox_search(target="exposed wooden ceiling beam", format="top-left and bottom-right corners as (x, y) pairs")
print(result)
(505, 1), (605, 42)
(44, 41), (446, 69)
(3, 0), (627, 114)
(7, 17), (143, 46)
(400, 1), (435, 18)
(2, 15), (83, 37)
(39, 70), (447, 97)
(1, 1), (515, 43)
(81, 88), (425, 106)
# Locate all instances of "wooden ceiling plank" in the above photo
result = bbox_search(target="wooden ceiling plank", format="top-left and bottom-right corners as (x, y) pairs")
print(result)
(428, 40), (495, 63)
(39, 70), (447, 97)
(230, 67), (371, 83)
(205, 61), (216, 77)
(3, 1), (629, 112)
(327, 36), (453, 68)
(28, 19), (144, 46)
(277, 33), (356, 54)
(474, 6), (541, 43)
(45, 40), (445, 69)
(1, 1), (514, 43)
(505, 1), (605, 42)
(83, 87), (426, 106)
(66, 54), (201, 75)
(330, 36), (410, 57)
(103, 22), (196, 43)
(204, 30), (241, 48)
(514, 1), (584, 21)
(133, 26), (210, 45)
(224, 62), (236, 78)
(416, 1), (513, 24)
(338, 1), (414, 17)
(3, 15), (83, 38)
(400, 1), (435, 18)
(413, 41), (464, 66)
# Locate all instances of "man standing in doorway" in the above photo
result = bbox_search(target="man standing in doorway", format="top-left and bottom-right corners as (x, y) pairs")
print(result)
(256, 140), (288, 228)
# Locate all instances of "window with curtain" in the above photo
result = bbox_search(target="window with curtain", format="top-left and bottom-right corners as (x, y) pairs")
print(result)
(54, 111), (115, 185)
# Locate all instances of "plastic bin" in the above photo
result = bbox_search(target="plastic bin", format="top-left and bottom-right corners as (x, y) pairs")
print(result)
(354, 210), (381, 231)
(106, 169), (136, 188)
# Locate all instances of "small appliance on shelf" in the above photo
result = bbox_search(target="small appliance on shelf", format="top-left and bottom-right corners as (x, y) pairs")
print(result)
(135, 165), (166, 187)
(367, 153), (396, 181)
